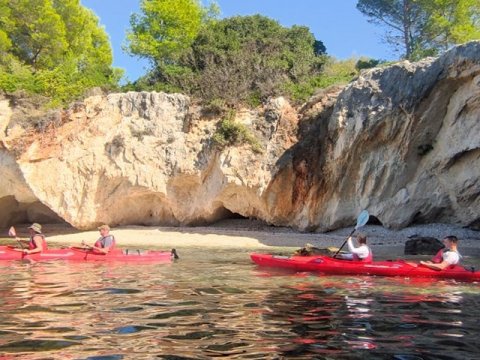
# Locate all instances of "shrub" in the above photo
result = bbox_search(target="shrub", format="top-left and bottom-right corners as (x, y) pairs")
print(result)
(212, 110), (262, 153)
(355, 58), (382, 71)
(283, 57), (360, 103)
(133, 15), (326, 107)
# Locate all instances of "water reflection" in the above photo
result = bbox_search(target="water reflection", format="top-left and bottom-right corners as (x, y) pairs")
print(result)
(0, 249), (479, 359)
(256, 274), (480, 359)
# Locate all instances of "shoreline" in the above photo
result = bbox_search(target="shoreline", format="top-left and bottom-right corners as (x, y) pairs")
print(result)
(2, 219), (480, 257)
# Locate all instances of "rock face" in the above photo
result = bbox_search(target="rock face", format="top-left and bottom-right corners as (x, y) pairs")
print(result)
(303, 41), (480, 231)
(0, 42), (479, 231)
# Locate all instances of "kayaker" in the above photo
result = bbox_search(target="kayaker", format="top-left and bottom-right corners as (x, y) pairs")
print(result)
(420, 235), (460, 270)
(81, 224), (116, 254)
(338, 233), (373, 262)
(13, 223), (48, 255)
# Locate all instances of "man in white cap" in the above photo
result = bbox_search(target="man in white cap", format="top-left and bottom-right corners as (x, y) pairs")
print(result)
(82, 224), (116, 254)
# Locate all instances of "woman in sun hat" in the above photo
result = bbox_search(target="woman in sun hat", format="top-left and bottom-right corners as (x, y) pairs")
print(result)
(13, 223), (48, 255)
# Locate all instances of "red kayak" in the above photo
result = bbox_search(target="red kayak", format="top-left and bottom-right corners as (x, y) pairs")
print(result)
(0, 245), (177, 262)
(250, 253), (480, 282)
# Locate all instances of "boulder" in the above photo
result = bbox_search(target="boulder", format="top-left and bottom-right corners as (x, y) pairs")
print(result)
(404, 237), (444, 255)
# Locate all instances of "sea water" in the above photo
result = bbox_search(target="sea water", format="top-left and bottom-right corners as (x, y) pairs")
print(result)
(0, 247), (479, 359)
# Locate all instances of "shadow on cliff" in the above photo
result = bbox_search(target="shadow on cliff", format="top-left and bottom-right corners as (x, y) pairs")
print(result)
(261, 87), (341, 231)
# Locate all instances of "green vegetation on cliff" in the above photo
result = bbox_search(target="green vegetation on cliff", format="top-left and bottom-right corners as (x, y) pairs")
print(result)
(212, 110), (263, 153)
(123, 0), (478, 104)
(2, 0), (477, 109)
(122, 0), (337, 105)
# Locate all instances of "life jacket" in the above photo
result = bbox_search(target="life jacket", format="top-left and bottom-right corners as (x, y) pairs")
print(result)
(29, 234), (48, 251)
(432, 249), (444, 263)
(94, 235), (116, 250)
(352, 246), (373, 263)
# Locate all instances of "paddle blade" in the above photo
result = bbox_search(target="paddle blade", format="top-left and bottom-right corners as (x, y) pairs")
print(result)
(355, 210), (369, 229)
(8, 226), (16, 237)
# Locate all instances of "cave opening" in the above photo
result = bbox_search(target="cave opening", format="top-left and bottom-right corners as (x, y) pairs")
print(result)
(0, 197), (69, 229)
(367, 215), (383, 226)
(411, 211), (426, 225)
(468, 218), (480, 231)
(212, 208), (248, 225)
(226, 210), (248, 219)
(211, 208), (272, 230)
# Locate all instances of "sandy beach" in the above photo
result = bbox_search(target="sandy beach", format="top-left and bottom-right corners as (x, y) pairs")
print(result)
(3, 219), (479, 257)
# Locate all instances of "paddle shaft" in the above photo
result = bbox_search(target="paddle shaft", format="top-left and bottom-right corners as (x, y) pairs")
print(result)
(16, 239), (25, 250)
(333, 227), (356, 258)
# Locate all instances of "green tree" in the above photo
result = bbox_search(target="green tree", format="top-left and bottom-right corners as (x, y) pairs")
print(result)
(357, 0), (480, 60)
(53, 0), (117, 86)
(125, 0), (209, 64)
(8, 0), (68, 70)
(356, 0), (427, 59)
(193, 16), (325, 104)
(0, 0), (13, 56)
(421, 0), (480, 51)
(0, 0), (120, 106)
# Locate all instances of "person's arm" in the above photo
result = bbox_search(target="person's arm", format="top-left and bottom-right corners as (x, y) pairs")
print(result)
(91, 245), (109, 254)
(347, 237), (355, 252)
(338, 253), (353, 260)
(91, 236), (114, 254)
(80, 240), (108, 254)
(419, 260), (450, 270)
(335, 237), (355, 259)
(347, 238), (369, 258)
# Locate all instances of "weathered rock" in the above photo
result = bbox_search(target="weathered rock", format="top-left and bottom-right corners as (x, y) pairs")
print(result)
(0, 91), (298, 229)
(0, 42), (479, 231)
(404, 237), (444, 255)
(287, 41), (480, 231)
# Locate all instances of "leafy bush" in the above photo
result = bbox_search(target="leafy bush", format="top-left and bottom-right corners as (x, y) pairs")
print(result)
(128, 14), (370, 107)
(212, 110), (262, 153)
(283, 57), (360, 102)
(0, 60), (121, 108)
(132, 15), (326, 107)
(356, 58), (382, 71)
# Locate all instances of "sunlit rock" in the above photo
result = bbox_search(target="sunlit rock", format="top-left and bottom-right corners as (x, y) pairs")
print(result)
(0, 41), (479, 231)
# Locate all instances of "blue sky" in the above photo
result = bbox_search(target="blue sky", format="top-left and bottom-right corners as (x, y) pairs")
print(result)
(81, 0), (393, 82)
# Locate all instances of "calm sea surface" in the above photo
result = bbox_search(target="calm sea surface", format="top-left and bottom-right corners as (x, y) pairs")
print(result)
(0, 247), (480, 359)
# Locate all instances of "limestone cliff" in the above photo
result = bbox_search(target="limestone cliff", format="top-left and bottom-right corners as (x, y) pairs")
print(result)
(0, 42), (479, 231)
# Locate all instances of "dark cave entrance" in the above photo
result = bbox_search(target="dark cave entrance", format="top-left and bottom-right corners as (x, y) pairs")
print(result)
(367, 215), (383, 226)
(225, 210), (248, 219)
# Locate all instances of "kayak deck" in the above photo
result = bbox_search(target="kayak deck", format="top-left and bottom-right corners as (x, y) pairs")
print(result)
(251, 253), (480, 281)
